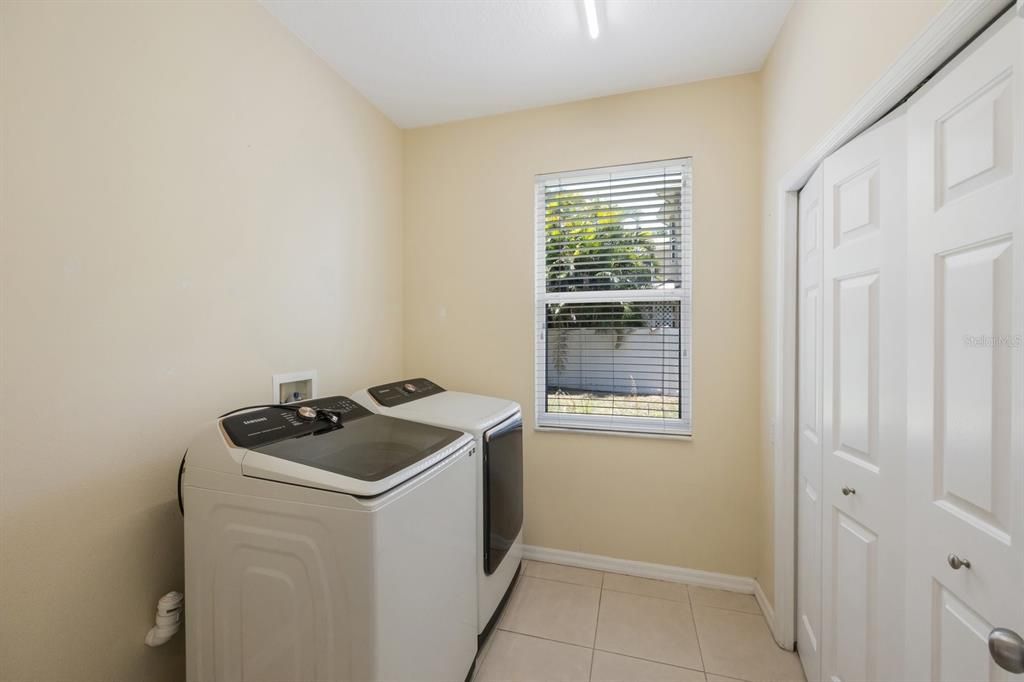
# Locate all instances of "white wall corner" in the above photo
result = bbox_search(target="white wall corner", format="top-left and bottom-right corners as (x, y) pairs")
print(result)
(753, 579), (779, 643)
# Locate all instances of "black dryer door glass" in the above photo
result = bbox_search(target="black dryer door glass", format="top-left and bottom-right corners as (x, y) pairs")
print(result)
(484, 415), (523, 575)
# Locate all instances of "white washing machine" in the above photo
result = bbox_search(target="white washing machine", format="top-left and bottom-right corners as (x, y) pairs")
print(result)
(352, 379), (523, 640)
(182, 395), (478, 682)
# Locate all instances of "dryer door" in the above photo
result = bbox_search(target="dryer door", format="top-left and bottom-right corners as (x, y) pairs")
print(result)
(483, 414), (523, 575)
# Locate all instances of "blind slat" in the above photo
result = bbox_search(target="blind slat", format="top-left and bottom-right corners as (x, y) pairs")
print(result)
(543, 172), (684, 190)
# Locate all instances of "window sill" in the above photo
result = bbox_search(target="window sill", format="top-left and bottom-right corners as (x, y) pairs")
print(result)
(534, 425), (693, 441)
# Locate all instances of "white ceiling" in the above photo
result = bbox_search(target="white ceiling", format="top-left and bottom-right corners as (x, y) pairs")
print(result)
(262, 0), (792, 129)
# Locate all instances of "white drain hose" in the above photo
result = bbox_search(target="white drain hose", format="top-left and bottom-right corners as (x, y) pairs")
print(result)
(145, 591), (183, 647)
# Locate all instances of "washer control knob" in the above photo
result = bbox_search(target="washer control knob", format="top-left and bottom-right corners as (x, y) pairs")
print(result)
(403, 382), (418, 392)
(296, 406), (318, 421)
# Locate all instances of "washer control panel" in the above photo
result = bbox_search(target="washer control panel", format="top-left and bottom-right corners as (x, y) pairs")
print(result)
(368, 377), (445, 407)
(222, 396), (371, 449)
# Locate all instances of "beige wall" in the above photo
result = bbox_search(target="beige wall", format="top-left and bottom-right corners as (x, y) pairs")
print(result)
(756, 0), (946, 605)
(0, 0), (958, 675)
(0, 2), (403, 680)
(403, 75), (763, 578)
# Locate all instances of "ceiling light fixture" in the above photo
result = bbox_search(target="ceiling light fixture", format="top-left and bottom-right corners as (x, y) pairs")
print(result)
(583, 0), (600, 39)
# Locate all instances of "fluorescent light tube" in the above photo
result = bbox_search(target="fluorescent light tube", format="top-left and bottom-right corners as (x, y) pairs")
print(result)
(583, 0), (599, 39)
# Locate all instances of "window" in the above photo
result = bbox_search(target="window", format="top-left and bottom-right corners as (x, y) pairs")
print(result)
(534, 159), (692, 436)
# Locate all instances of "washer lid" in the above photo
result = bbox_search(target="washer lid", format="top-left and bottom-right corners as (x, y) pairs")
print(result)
(241, 413), (470, 497)
(380, 391), (520, 434)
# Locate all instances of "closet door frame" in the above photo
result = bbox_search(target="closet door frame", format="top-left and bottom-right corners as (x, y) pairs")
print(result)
(796, 167), (824, 682)
(767, 0), (1012, 650)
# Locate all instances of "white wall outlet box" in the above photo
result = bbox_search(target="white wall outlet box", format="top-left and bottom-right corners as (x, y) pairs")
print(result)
(273, 370), (318, 404)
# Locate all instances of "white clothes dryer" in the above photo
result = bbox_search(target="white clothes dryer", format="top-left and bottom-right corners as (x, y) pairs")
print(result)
(352, 379), (523, 640)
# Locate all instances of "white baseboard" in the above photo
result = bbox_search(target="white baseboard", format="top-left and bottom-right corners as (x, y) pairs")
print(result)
(753, 578), (786, 647)
(521, 545), (755, 594)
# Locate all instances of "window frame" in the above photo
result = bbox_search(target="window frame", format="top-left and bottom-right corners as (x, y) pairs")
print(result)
(533, 158), (693, 438)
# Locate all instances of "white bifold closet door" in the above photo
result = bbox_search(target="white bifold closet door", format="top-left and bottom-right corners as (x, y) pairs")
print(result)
(819, 108), (909, 682)
(795, 10), (1024, 682)
(797, 165), (824, 682)
(904, 12), (1023, 682)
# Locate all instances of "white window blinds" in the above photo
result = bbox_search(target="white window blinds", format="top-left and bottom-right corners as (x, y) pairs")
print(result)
(535, 159), (692, 436)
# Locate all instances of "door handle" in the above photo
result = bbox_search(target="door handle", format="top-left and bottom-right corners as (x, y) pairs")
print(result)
(841, 486), (856, 496)
(947, 553), (971, 570)
(988, 628), (1024, 674)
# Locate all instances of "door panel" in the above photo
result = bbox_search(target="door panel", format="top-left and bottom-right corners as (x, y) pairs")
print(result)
(797, 166), (825, 682)
(831, 510), (878, 682)
(938, 238), (1013, 536)
(835, 164), (880, 244)
(936, 72), (1013, 207)
(905, 13), (1024, 682)
(820, 109), (907, 682)
(834, 272), (879, 468)
(935, 585), (1003, 682)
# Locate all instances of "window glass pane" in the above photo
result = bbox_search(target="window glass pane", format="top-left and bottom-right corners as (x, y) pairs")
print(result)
(544, 170), (684, 293)
(545, 301), (681, 419)
(535, 159), (692, 435)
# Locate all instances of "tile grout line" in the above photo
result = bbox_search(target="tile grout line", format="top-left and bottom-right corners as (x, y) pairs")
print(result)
(689, 601), (780, 648)
(474, 581), (513, 680)
(497, 624), (710, 674)
(526, 571), (754, 610)
(496, 619), (758, 680)
(591, 647), (707, 676)
(691, 602), (765, 617)
(685, 584), (707, 674)
(507, 563), (787, 682)
(587, 570), (605, 681)
(531, 562), (762, 610)
(524, 563), (604, 584)
(600, 585), (690, 603)
(493, 626), (596, 652)
(473, 570), (527, 679)
(524, 574), (604, 589)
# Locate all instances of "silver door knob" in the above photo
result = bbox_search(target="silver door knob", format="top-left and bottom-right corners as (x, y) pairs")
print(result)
(947, 553), (971, 570)
(989, 628), (1024, 674)
(841, 486), (856, 496)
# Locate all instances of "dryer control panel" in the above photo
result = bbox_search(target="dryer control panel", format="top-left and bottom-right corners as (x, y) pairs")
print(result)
(368, 377), (445, 407)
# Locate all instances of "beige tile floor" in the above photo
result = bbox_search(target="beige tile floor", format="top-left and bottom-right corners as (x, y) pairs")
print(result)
(473, 560), (804, 682)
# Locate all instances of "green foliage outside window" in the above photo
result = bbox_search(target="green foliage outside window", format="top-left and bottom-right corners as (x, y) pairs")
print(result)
(544, 191), (666, 370)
